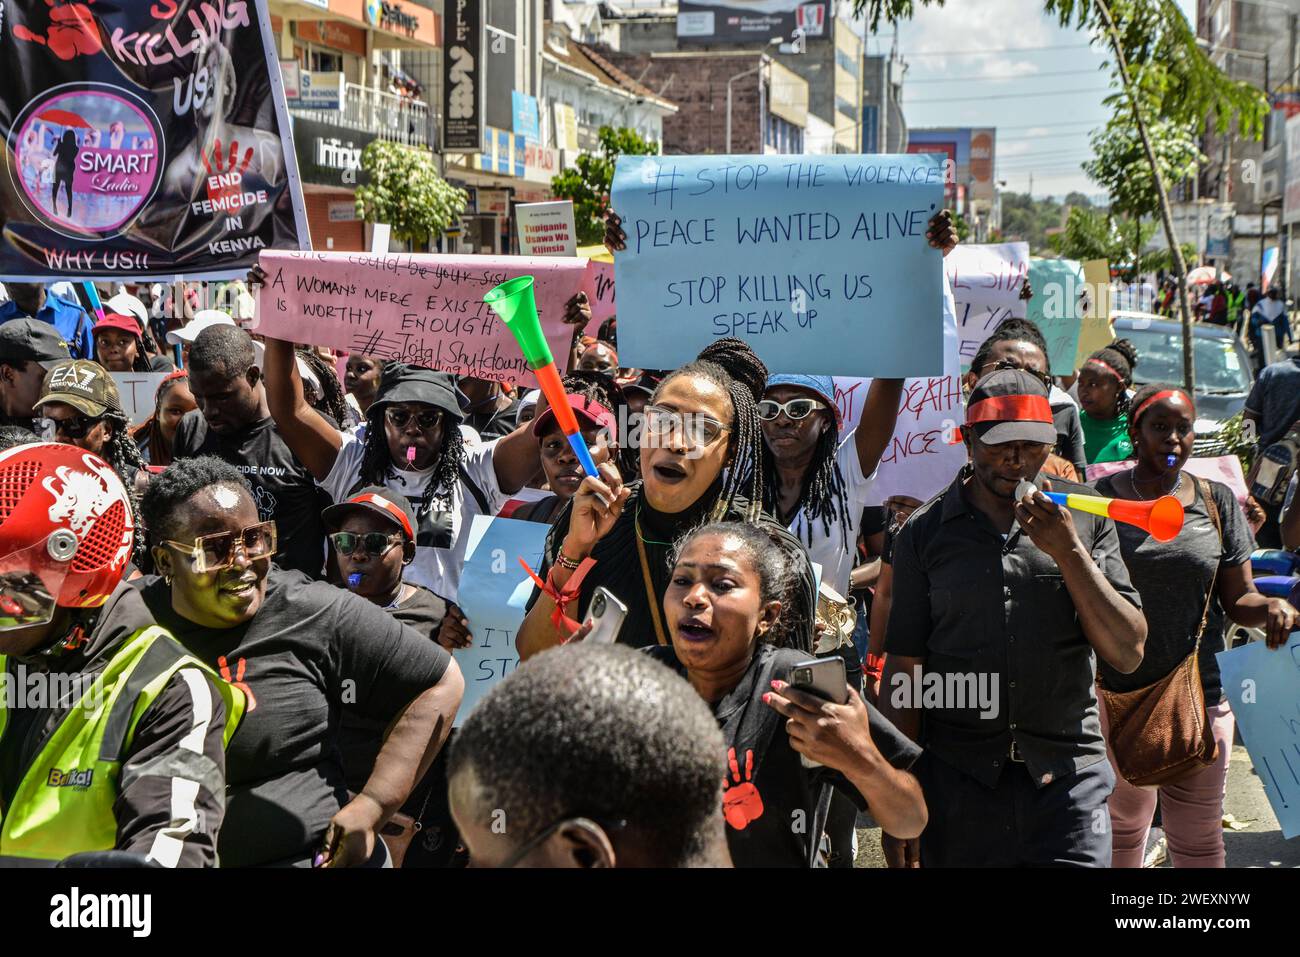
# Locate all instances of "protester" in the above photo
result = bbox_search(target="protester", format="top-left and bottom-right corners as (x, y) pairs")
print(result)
(296, 346), (358, 429)
(516, 338), (818, 658)
(512, 374), (622, 526)
(0, 443), (243, 865)
(1094, 385), (1298, 868)
(0, 282), (94, 360)
(131, 370), (196, 467)
(879, 369), (1146, 867)
(345, 352), (384, 415)
(166, 309), (257, 369)
(139, 457), (464, 867)
(966, 319), (1087, 478)
(1077, 339), (1140, 465)
(758, 373), (899, 597)
(862, 494), (925, 700)
(0, 318), (69, 430)
(324, 487), (465, 867)
(1243, 350), (1300, 548)
(35, 359), (147, 495)
(260, 335), (542, 601)
(173, 325), (329, 577)
(577, 340), (619, 374)
(516, 389), (541, 427)
(1282, 474), (1299, 549)
(448, 643), (733, 867)
(642, 521), (925, 867)
(92, 310), (152, 373)
(1249, 287), (1288, 366)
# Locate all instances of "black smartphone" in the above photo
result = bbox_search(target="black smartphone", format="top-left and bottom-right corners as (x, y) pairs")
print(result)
(789, 657), (849, 705)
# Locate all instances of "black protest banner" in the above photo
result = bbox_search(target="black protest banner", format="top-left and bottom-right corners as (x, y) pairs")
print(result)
(0, 0), (309, 280)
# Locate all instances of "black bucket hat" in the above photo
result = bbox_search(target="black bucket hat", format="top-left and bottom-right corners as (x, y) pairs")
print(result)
(369, 363), (464, 422)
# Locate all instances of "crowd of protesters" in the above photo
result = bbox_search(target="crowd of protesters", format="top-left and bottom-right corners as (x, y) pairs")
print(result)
(2, 214), (1299, 869)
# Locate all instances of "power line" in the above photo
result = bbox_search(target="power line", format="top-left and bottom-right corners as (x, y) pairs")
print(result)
(905, 68), (1104, 84)
(908, 86), (1113, 103)
(902, 42), (1096, 57)
(982, 118), (1109, 131)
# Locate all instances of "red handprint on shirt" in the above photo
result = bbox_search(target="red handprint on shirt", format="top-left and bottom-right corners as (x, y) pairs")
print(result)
(218, 655), (258, 713)
(722, 746), (764, 830)
(13, 0), (103, 60)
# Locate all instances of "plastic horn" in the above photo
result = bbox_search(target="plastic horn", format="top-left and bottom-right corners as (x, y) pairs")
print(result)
(484, 276), (601, 480)
(81, 281), (106, 323)
(1016, 480), (1184, 542)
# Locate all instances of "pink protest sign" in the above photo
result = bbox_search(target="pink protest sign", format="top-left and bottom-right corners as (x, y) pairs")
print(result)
(581, 260), (616, 327)
(253, 251), (588, 385)
(1086, 456), (1250, 507)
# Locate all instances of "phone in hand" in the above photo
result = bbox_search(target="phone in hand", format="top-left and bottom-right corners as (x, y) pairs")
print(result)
(789, 657), (850, 705)
(582, 587), (628, 645)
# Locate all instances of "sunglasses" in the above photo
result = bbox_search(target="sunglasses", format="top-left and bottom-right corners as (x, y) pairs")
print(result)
(162, 521), (277, 574)
(756, 398), (824, 422)
(643, 405), (729, 448)
(329, 531), (403, 557)
(385, 407), (443, 431)
(37, 414), (103, 441)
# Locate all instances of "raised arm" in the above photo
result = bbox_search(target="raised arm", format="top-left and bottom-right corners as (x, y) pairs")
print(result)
(261, 336), (344, 482)
(854, 379), (904, 479)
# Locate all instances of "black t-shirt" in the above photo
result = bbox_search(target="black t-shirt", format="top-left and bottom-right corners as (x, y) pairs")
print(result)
(465, 396), (521, 440)
(137, 568), (451, 867)
(1094, 475), (1254, 704)
(173, 411), (330, 577)
(644, 643), (920, 868)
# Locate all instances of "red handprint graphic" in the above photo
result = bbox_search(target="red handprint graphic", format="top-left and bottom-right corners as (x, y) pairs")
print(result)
(201, 138), (256, 214)
(722, 746), (764, 830)
(13, 0), (103, 60)
(217, 655), (258, 713)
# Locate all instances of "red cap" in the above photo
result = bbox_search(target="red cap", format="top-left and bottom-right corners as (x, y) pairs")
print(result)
(93, 312), (143, 337)
(532, 394), (617, 441)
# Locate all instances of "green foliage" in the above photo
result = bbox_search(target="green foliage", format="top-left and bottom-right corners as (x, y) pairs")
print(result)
(551, 125), (660, 245)
(1216, 411), (1258, 477)
(951, 212), (971, 242)
(354, 140), (467, 244)
(1047, 206), (1196, 280)
(998, 192), (1066, 250)
(1083, 117), (1204, 219)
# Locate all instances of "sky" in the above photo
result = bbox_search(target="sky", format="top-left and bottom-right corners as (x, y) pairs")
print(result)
(864, 0), (1201, 200)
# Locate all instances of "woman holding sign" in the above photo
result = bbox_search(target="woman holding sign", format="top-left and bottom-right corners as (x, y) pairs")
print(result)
(1093, 385), (1297, 869)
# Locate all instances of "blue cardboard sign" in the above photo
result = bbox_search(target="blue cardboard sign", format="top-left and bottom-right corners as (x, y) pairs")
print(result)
(610, 153), (946, 377)
(452, 515), (549, 726)
(1216, 635), (1300, 839)
(1025, 257), (1086, 375)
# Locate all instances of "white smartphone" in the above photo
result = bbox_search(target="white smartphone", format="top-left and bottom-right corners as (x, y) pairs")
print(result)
(582, 587), (628, 645)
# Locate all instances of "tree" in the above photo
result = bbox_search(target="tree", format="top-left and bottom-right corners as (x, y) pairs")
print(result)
(354, 140), (467, 246)
(859, 0), (1268, 389)
(551, 125), (659, 245)
(1063, 191), (1094, 209)
(999, 192), (1065, 249)
(1083, 116), (1203, 219)
(1048, 205), (1195, 281)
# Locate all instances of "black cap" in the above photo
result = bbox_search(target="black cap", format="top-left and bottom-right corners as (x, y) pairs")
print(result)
(371, 363), (463, 422)
(0, 318), (71, 368)
(322, 486), (418, 541)
(964, 368), (1057, 446)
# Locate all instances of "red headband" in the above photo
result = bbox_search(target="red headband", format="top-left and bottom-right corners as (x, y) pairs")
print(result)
(965, 394), (1054, 427)
(1132, 389), (1192, 423)
(349, 492), (414, 540)
(1085, 357), (1125, 382)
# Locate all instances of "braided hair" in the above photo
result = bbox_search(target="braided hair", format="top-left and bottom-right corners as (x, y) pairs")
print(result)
(103, 410), (148, 564)
(759, 409), (852, 551)
(296, 348), (352, 427)
(560, 370), (637, 479)
(356, 403), (465, 517)
(654, 338), (768, 522)
(1086, 338), (1139, 416)
(131, 371), (188, 467)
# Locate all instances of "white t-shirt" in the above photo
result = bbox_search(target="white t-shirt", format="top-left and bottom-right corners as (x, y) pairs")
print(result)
(787, 431), (876, 596)
(320, 425), (505, 602)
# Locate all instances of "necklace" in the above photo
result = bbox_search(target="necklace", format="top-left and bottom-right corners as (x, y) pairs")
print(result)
(635, 504), (672, 546)
(1130, 469), (1182, 501)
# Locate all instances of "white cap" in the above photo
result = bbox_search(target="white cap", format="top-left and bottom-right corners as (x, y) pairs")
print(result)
(106, 292), (148, 330)
(167, 310), (264, 364)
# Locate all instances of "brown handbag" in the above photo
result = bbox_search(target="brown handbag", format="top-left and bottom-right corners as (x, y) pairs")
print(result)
(1097, 477), (1221, 789)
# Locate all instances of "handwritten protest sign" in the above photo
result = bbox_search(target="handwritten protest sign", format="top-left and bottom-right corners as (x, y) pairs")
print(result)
(1216, 634), (1300, 839)
(1075, 259), (1115, 367)
(517, 201), (578, 257)
(944, 242), (1029, 369)
(110, 372), (169, 427)
(252, 251), (587, 386)
(1027, 258), (1087, 375)
(832, 277), (965, 504)
(1087, 455), (1250, 508)
(582, 259), (617, 327)
(452, 515), (549, 725)
(610, 153), (946, 376)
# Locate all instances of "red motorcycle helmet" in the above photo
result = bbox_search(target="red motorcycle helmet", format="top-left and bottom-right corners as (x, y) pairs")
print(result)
(0, 443), (133, 628)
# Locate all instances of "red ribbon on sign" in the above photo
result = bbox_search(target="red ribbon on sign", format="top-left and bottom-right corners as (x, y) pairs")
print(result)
(520, 556), (597, 639)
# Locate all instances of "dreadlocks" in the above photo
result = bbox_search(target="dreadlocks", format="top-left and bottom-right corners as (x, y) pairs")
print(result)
(356, 405), (465, 517)
(103, 410), (148, 564)
(296, 348), (352, 427)
(655, 338), (768, 522)
(760, 413), (852, 551)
